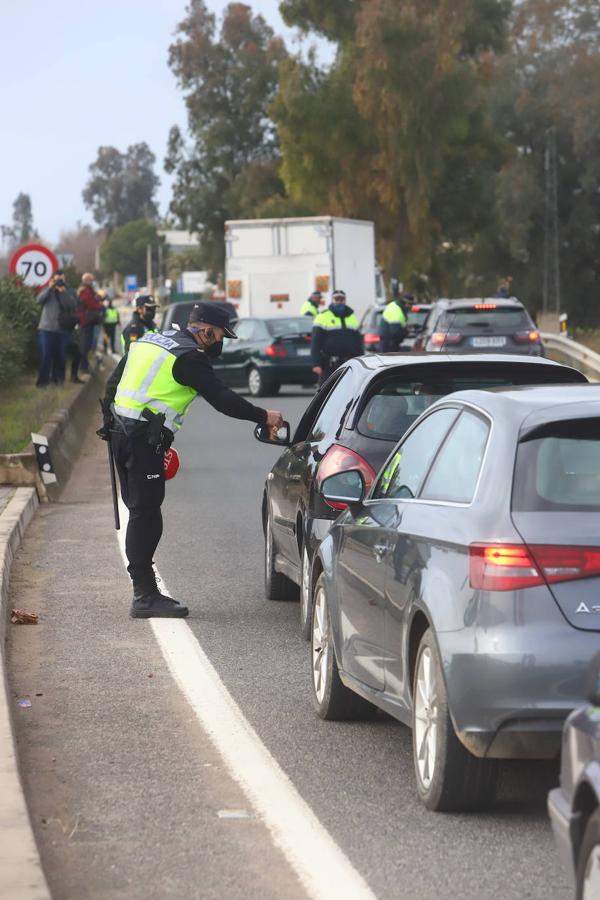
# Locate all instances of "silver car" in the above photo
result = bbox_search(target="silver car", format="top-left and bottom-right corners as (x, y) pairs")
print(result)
(310, 384), (600, 811)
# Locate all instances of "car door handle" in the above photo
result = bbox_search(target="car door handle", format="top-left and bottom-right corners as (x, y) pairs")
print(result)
(373, 542), (392, 562)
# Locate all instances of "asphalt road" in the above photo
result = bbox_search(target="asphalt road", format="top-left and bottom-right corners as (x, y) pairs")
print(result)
(7, 386), (571, 900)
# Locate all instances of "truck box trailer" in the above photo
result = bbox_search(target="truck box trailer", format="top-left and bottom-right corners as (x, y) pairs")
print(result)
(224, 216), (384, 321)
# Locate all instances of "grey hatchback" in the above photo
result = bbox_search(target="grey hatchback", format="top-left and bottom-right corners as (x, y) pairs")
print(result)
(310, 384), (600, 812)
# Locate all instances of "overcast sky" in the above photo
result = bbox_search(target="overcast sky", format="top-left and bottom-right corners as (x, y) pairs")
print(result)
(0, 0), (328, 249)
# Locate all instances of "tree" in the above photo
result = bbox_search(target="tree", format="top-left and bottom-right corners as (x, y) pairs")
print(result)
(101, 219), (160, 281)
(82, 144), (159, 229)
(12, 193), (34, 244)
(56, 223), (100, 274)
(165, 1), (288, 273)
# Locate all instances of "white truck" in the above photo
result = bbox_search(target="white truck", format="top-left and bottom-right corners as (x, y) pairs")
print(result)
(224, 216), (385, 320)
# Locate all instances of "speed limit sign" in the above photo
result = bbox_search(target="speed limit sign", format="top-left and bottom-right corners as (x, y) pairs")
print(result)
(9, 243), (59, 288)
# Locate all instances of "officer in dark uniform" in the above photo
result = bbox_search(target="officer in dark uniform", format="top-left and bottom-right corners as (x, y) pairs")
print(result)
(98, 302), (284, 619)
(311, 289), (363, 387)
(121, 294), (158, 354)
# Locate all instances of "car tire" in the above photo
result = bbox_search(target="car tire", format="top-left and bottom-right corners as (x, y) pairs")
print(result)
(412, 628), (498, 812)
(299, 542), (313, 641)
(576, 808), (600, 900)
(265, 508), (298, 602)
(311, 574), (378, 720)
(248, 367), (273, 397)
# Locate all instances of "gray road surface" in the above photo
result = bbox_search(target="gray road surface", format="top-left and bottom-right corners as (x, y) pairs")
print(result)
(8, 388), (571, 900)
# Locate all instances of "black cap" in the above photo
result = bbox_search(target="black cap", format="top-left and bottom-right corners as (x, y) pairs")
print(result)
(135, 294), (157, 309)
(190, 302), (237, 339)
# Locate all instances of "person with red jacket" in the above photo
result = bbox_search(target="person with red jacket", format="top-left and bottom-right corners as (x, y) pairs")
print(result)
(78, 273), (104, 373)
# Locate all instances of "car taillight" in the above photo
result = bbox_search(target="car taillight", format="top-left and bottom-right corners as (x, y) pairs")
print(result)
(364, 333), (380, 345)
(316, 445), (377, 511)
(265, 343), (288, 358)
(431, 332), (461, 346)
(514, 330), (541, 344)
(470, 543), (600, 591)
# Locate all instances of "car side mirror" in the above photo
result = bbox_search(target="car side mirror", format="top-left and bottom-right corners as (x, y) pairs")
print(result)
(254, 422), (291, 447)
(586, 651), (600, 706)
(320, 470), (365, 507)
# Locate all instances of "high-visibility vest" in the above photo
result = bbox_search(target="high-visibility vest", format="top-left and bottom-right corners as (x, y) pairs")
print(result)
(113, 330), (198, 432)
(300, 300), (319, 317)
(313, 309), (360, 331)
(382, 301), (407, 326)
(104, 307), (119, 324)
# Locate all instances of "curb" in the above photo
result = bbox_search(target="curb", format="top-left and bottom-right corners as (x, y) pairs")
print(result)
(0, 488), (50, 899)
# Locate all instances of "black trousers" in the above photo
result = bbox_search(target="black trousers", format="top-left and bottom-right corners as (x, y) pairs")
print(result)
(111, 429), (165, 587)
(103, 323), (117, 353)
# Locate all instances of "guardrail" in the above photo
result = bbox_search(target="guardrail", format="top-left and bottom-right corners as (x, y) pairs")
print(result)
(541, 332), (600, 379)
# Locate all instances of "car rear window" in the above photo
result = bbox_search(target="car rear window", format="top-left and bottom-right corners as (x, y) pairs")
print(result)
(513, 419), (600, 511)
(407, 310), (429, 327)
(266, 318), (311, 336)
(438, 307), (529, 330)
(357, 378), (511, 440)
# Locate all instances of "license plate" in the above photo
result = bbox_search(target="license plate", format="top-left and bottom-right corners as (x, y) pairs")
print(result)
(471, 336), (506, 348)
(297, 348), (311, 356)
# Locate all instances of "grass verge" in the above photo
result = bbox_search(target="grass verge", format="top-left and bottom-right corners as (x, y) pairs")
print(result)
(0, 373), (80, 453)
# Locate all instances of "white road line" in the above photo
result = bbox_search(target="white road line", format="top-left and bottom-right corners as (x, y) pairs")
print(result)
(115, 501), (376, 900)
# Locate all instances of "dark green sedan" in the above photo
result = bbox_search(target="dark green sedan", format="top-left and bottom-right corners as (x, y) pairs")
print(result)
(212, 316), (317, 397)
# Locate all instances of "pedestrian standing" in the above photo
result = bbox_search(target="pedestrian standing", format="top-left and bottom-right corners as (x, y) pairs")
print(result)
(102, 295), (119, 353)
(98, 302), (284, 618)
(311, 289), (362, 387)
(35, 270), (79, 387)
(380, 294), (408, 352)
(78, 273), (104, 373)
(300, 291), (323, 318)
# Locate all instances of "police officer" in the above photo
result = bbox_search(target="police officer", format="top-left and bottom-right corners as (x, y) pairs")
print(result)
(311, 289), (362, 387)
(380, 294), (408, 352)
(121, 294), (158, 354)
(98, 302), (284, 618)
(300, 290), (323, 318)
(102, 295), (119, 353)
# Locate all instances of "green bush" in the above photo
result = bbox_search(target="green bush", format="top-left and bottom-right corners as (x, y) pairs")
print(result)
(0, 276), (40, 386)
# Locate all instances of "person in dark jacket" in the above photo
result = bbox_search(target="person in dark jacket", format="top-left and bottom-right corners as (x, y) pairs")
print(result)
(121, 294), (158, 354)
(35, 270), (79, 387)
(311, 289), (363, 387)
(99, 302), (284, 618)
(379, 294), (409, 352)
(78, 273), (104, 373)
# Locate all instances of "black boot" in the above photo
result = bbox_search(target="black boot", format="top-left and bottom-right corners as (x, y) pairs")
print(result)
(130, 576), (189, 619)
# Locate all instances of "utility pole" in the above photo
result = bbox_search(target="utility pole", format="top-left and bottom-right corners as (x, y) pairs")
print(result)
(543, 127), (560, 314)
(146, 243), (153, 293)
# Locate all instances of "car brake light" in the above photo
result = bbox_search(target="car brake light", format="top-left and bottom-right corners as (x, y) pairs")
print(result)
(411, 305), (422, 312)
(316, 444), (377, 511)
(514, 330), (541, 344)
(470, 543), (600, 591)
(265, 343), (288, 358)
(431, 332), (461, 346)
(475, 303), (497, 310)
(364, 333), (380, 345)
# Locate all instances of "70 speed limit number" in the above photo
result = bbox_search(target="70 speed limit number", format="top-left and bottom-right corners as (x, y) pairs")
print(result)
(9, 243), (59, 288)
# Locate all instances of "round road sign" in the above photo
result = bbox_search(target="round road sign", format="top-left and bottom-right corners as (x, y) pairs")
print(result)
(9, 244), (59, 288)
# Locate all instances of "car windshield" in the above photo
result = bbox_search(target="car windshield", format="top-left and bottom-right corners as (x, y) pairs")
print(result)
(357, 377), (511, 440)
(438, 307), (529, 330)
(266, 318), (311, 336)
(513, 419), (600, 512)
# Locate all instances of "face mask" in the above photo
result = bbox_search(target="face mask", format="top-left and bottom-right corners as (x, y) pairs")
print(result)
(204, 340), (223, 358)
(330, 302), (346, 316)
(142, 312), (156, 326)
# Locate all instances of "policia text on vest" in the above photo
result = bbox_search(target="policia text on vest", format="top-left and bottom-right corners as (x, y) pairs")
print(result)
(100, 318), (283, 619)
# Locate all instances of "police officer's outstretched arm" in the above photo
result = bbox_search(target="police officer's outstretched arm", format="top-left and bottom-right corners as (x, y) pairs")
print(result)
(173, 353), (283, 430)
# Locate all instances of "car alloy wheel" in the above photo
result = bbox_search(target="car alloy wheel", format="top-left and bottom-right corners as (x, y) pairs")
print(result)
(411, 628), (497, 811)
(264, 507), (298, 602)
(312, 583), (330, 704)
(299, 543), (312, 640)
(414, 646), (438, 790)
(310, 574), (377, 720)
(248, 367), (262, 396)
(582, 844), (600, 900)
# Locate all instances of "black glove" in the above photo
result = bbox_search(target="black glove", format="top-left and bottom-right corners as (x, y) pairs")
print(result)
(96, 399), (114, 441)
